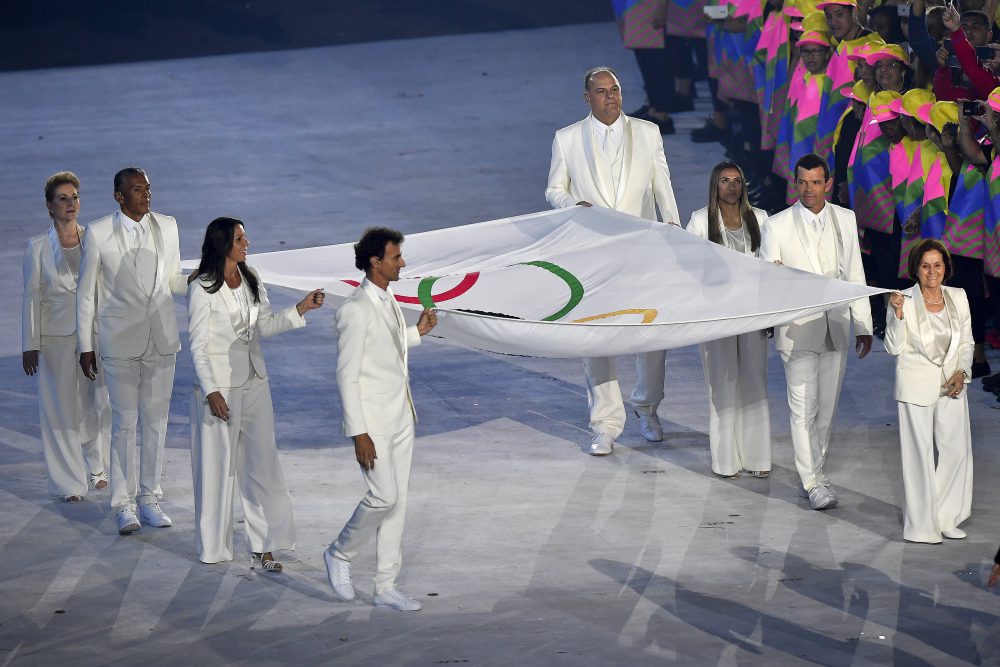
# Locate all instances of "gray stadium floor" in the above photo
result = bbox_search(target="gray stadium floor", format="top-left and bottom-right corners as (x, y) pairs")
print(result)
(1, 22), (998, 666)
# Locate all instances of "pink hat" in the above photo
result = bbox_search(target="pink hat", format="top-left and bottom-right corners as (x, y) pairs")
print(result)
(869, 91), (902, 122)
(865, 44), (910, 68)
(989, 86), (1000, 112)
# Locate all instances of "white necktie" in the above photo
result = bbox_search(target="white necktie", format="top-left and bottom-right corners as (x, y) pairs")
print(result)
(133, 222), (144, 250)
(603, 127), (613, 151)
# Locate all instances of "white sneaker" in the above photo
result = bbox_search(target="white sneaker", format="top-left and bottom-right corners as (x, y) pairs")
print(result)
(942, 527), (967, 539)
(138, 502), (172, 527)
(636, 411), (663, 442)
(808, 485), (837, 510)
(117, 507), (140, 535)
(373, 588), (422, 611)
(590, 432), (615, 456)
(324, 549), (355, 601)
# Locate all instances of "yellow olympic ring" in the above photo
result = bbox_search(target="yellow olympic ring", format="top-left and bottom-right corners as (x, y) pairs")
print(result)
(572, 309), (658, 324)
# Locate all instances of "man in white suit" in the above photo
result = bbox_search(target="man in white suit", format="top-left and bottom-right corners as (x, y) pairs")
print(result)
(760, 154), (873, 510)
(545, 66), (680, 455)
(325, 227), (437, 611)
(77, 168), (188, 535)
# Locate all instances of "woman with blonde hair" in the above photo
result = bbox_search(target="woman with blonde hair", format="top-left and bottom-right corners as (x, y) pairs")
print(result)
(686, 161), (771, 478)
(22, 171), (111, 502)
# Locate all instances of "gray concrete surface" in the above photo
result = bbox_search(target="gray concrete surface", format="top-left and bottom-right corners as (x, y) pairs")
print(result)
(1, 22), (999, 667)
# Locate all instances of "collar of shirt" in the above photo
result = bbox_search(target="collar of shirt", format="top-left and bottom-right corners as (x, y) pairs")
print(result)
(794, 200), (827, 229)
(590, 113), (624, 146)
(119, 211), (150, 236)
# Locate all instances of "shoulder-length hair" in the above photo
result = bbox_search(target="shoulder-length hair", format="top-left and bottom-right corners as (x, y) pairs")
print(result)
(194, 217), (260, 302)
(906, 238), (954, 283)
(706, 161), (761, 252)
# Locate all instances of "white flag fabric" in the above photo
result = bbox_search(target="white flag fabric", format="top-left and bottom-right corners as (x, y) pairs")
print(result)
(183, 206), (884, 358)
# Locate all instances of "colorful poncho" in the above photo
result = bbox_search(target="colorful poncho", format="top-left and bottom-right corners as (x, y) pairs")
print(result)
(984, 154), (1000, 277)
(777, 71), (836, 203)
(752, 5), (790, 115)
(942, 162), (987, 260)
(848, 107), (894, 233)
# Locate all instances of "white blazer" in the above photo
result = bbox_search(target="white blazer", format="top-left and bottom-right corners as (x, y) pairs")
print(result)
(884, 285), (974, 406)
(759, 202), (873, 352)
(22, 225), (87, 349)
(545, 113), (680, 224)
(686, 206), (768, 253)
(76, 210), (187, 358)
(335, 279), (421, 437)
(188, 268), (305, 396)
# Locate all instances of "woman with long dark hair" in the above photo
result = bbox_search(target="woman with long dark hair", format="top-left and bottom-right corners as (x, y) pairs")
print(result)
(188, 217), (324, 571)
(686, 162), (771, 478)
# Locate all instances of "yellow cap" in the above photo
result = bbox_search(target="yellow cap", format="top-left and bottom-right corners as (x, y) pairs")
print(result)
(843, 80), (871, 103)
(816, 0), (857, 10)
(930, 101), (959, 133)
(900, 89), (936, 124)
(866, 43), (910, 68)
(988, 86), (1000, 112)
(847, 34), (887, 62)
(798, 30), (832, 47)
(800, 11), (829, 33)
(869, 90), (902, 122)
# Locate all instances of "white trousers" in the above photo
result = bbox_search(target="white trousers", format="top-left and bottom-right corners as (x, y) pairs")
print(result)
(333, 419), (414, 594)
(101, 336), (176, 510)
(898, 396), (973, 543)
(191, 378), (295, 563)
(779, 348), (847, 491)
(37, 334), (111, 498)
(700, 332), (771, 476)
(584, 350), (666, 438)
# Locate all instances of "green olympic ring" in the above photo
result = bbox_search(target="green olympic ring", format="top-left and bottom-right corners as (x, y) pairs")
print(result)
(414, 261), (584, 321)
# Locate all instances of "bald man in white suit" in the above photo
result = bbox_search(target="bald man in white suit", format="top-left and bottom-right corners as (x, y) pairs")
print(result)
(77, 168), (187, 535)
(545, 66), (680, 456)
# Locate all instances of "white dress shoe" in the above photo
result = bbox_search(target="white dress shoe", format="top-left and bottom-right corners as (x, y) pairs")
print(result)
(590, 432), (615, 456)
(117, 507), (141, 535)
(373, 588), (422, 611)
(324, 549), (355, 601)
(808, 485), (837, 510)
(138, 502), (172, 527)
(636, 411), (663, 442)
(942, 527), (967, 539)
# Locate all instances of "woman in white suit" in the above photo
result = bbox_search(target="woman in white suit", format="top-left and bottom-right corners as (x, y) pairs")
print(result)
(22, 171), (110, 502)
(686, 162), (771, 478)
(886, 239), (974, 543)
(188, 217), (324, 570)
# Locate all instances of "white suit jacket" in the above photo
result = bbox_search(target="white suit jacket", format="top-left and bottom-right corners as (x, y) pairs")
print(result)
(545, 113), (680, 223)
(335, 278), (421, 437)
(188, 268), (306, 396)
(22, 225), (88, 350)
(884, 285), (974, 406)
(76, 210), (187, 358)
(759, 202), (873, 352)
(685, 206), (768, 253)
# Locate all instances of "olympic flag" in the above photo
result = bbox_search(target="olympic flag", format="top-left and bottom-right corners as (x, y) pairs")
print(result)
(185, 206), (883, 358)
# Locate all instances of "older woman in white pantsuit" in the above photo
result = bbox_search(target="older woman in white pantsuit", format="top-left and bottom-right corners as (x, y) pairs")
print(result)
(886, 239), (974, 543)
(188, 217), (324, 570)
(686, 162), (771, 478)
(22, 171), (111, 502)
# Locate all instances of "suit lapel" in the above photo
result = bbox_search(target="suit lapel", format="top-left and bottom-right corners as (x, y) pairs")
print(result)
(47, 226), (78, 292)
(362, 281), (405, 361)
(791, 205), (822, 273)
(581, 117), (613, 207)
(616, 116), (634, 207)
(217, 279), (249, 339)
(148, 213), (166, 296)
(911, 284), (936, 361)
(112, 211), (142, 288)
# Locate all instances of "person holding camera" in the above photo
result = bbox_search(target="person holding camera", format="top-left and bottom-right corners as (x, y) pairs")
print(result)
(934, 7), (999, 102)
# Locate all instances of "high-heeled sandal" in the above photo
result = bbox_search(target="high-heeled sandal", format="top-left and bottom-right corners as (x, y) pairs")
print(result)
(748, 470), (770, 478)
(62, 495), (82, 503)
(251, 552), (283, 573)
(90, 471), (109, 490)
